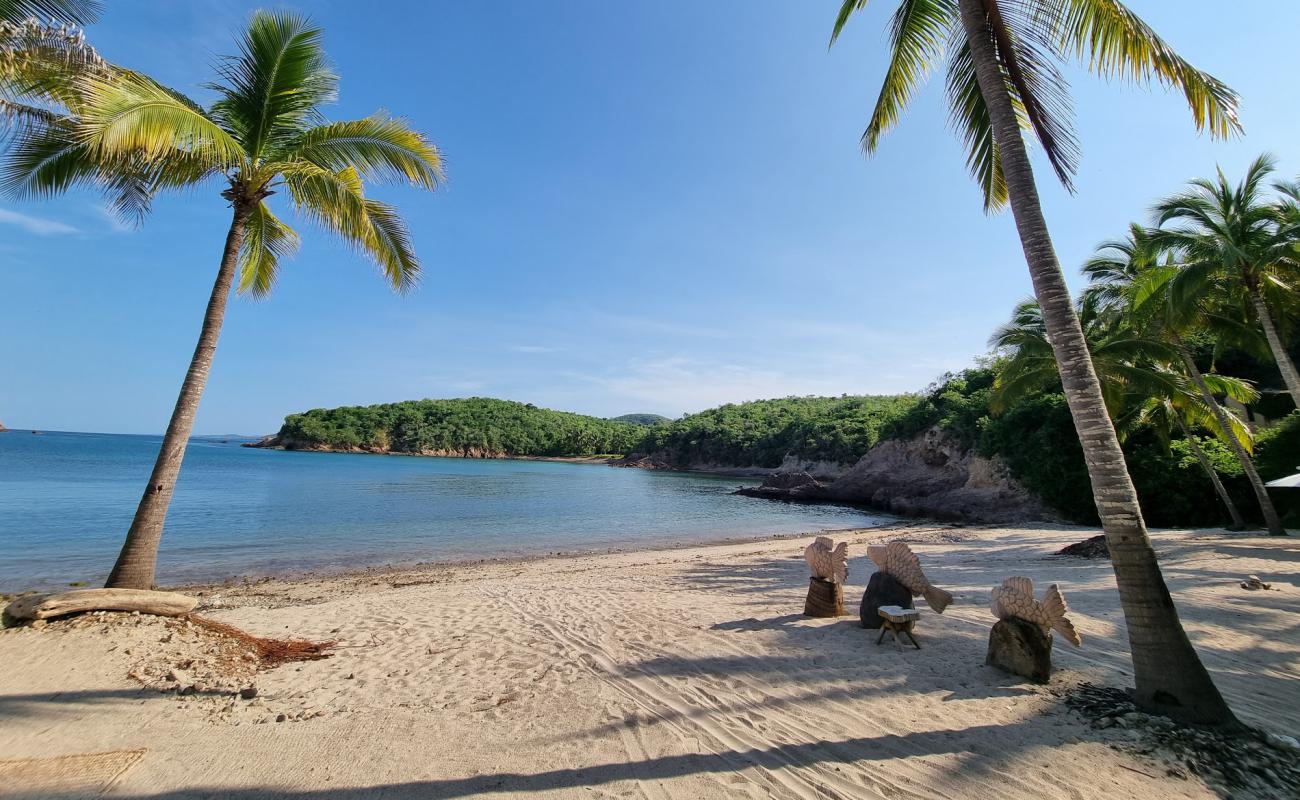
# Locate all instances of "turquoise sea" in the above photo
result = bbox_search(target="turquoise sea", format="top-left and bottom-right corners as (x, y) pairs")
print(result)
(0, 430), (889, 591)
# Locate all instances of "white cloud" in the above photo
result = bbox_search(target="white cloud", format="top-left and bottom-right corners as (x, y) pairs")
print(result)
(0, 209), (79, 236)
(508, 345), (561, 354)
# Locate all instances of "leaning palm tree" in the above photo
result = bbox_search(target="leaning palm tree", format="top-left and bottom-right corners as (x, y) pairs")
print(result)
(832, 0), (1241, 723)
(1085, 227), (1285, 534)
(1, 10), (443, 589)
(1153, 155), (1300, 410)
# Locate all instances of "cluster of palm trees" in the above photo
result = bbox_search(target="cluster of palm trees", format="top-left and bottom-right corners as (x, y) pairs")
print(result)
(991, 155), (1299, 536)
(1, 1), (442, 588)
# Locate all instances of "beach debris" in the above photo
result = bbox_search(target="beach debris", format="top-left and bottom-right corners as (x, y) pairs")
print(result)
(875, 605), (921, 650)
(1062, 682), (1300, 796)
(4, 588), (198, 622)
(185, 616), (336, 667)
(1056, 535), (1109, 559)
(990, 576), (1082, 647)
(803, 536), (848, 584)
(859, 572), (913, 630)
(865, 542), (953, 613)
(1240, 575), (1274, 591)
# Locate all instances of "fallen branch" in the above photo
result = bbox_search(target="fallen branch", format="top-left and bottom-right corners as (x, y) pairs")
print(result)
(4, 589), (197, 621)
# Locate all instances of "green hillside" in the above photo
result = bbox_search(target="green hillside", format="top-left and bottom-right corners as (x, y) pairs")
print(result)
(270, 398), (643, 457)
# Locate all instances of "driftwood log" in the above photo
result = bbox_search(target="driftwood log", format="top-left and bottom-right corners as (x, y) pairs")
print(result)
(4, 589), (198, 621)
(804, 577), (845, 617)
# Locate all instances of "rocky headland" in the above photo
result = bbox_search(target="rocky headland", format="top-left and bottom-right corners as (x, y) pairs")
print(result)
(733, 425), (1052, 524)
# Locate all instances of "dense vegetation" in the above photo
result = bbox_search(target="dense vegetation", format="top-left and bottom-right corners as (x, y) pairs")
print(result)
(273, 398), (644, 457)
(635, 395), (921, 467)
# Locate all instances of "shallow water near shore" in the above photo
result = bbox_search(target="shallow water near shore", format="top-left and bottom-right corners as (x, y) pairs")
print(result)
(0, 430), (890, 590)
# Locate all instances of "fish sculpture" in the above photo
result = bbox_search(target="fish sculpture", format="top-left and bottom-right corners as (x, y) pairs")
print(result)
(804, 536), (848, 585)
(865, 542), (952, 613)
(990, 576), (1082, 647)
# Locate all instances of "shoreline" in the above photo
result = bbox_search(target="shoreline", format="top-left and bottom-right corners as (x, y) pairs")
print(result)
(165, 520), (925, 598)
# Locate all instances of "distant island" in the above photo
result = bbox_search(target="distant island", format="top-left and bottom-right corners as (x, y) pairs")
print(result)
(249, 398), (644, 459)
(251, 374), (1299, 530)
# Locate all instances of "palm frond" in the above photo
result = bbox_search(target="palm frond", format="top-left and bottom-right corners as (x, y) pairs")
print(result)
(982, 0), (1080, 190)
(280, 160), (420, 292)
(287, 114), (442, 189)
(944, 39), (1007, 211)
(0, 0), (99, 25)
(1049, 0), (1240, 138)
(76, 68), (243, 169)
(208, 9), (336, 160)
(856, 0), (957, 155)
(239, 201), (301, 297)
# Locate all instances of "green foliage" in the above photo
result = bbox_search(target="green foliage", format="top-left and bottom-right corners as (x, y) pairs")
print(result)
(609, 414), (670, 427)
(1256, 411), (1300, 481)
(637, 395), (921, 468)
(275, 398), (644, 458)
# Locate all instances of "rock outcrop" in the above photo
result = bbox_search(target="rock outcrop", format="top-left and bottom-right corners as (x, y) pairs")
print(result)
(737, 425), (1051, 524)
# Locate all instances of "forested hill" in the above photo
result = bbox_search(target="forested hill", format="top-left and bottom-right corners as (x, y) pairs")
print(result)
(258, 398), (644, 457)
(635, 395), (921, 467)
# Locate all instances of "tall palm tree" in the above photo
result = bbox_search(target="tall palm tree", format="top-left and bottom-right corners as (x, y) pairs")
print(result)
(991, 298), (1257, 528)
(831, 0), (1241, 724)
(1153, 155), (1300, 410)
(1084, 227), (1285, 534)
(1, 10), (443, 589)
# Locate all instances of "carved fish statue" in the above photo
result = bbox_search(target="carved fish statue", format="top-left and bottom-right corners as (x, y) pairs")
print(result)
(804, 536), (848, 585)
(865, 542), (952, 613)
(990, 576), (1082, 647)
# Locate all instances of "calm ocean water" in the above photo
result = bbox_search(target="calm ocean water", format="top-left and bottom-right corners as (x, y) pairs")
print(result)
(0, 430), (889, 590)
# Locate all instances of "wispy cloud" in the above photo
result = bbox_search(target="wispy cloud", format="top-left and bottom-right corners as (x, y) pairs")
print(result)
(508, 345), (561, 354)
(94, 205), (136, 234)
(0, 209), (79, 236)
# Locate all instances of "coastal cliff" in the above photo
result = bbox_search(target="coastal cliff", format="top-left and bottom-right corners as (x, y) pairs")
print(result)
(735, 425), (1052, 524)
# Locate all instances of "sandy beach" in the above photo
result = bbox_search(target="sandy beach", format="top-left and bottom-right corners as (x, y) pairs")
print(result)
(2, 523), (1296, 799)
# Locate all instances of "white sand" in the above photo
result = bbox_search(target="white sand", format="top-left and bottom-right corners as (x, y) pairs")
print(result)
(1, 523), (1296, 799)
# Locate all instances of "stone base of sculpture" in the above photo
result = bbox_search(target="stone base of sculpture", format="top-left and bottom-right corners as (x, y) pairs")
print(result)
(804, 577), (845, 617)
(859, 572), (913, 629)
(986, 617), (1052, 683)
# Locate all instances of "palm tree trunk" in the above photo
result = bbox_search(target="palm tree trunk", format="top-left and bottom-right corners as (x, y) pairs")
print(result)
(1246, 283), (1300, 410)
(105, 200), (254, 589)
(1173, 416), (1245, 529)
(958, 0), (1236, 725)
(1176, 344), (1285, 536)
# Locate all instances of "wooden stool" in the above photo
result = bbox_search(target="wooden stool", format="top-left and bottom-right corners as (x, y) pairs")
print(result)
(876, 605), (920, 650)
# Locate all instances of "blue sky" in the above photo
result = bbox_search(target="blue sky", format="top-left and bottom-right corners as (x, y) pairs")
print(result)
(2, 1), (1298, 435)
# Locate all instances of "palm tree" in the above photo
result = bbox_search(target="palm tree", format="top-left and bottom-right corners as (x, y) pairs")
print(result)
(1084, 227), (1285, 534)
(831, 0), (1241, 724)
(1153, 155), (1300, 410)
(990, 298), (1257, 528)
(1, 10), (443, 589)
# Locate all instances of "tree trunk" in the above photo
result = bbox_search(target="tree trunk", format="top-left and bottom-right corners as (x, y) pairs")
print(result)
(1246, 283), (1300, 410)
(105, 200), (254, 589)
(1173, 415), (1245, 529)
(958, 0), (1237, 725)
(1176, 345), (1285, 535)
